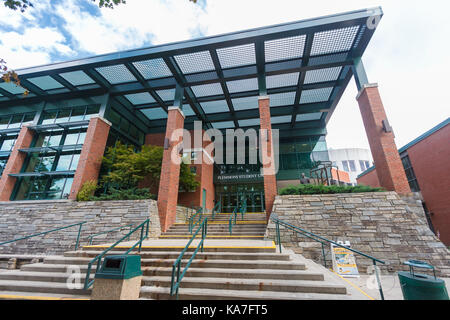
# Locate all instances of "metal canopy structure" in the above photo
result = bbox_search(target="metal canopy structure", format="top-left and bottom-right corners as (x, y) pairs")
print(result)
(0, 7), (382, 139)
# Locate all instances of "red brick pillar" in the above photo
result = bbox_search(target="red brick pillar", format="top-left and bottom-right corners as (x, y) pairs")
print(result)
(0, 125), (34, 201)
(357, 84), (411, 194)
(258, 96), (277, 220)
(69, 116), (111, 200)
(157, 107), (185, 232)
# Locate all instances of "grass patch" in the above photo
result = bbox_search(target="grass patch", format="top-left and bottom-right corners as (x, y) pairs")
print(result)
(279, 184), (384, 195)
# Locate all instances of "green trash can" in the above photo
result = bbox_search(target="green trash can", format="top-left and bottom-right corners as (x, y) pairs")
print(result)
(398, 260), (449, 300)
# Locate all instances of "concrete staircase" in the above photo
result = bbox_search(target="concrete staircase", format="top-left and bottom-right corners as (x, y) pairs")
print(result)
(0, 212), (368, 300)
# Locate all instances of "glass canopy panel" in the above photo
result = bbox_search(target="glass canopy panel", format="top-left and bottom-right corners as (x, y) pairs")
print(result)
(270, 92), (296, 107)
(27, 76), (64, 90)
(0, 82), (27, 94)
(271, 115), (292, 124)
(124, 92), (156, 105)
(212, 121), (234, 129)
(200, 100), (229, 114)
(310, 25), (360, 56)
(216, 43), (256, 69)
(264, 35), (306, 62)
(231, 96), (258, 111)
(133, 58), (173, 79)
(296, 112), (323, 122)
(304, 67), (342, 84)
(299, 87), (333, 104)
(226, 78), (258, 93)
(174, 51), (215, 74)
(59, 71), (95, 86)
(155, 88), (175, 101)
(238, 118), (260, 127)
(266, 72), (299, 89)
(141, 108), (168, 120)
(308, 52), (348, 66)
(191, 83), (223, 97)
(182, 104), (196, 116)
(95, 64), (137, 84)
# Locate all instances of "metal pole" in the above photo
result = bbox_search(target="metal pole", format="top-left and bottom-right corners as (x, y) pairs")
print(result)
(75, 223), (83, 251)
(276, 221), (282, 253)
(322, 243), (327, 268)
(138, 225), (144, 252)
(373, 260), (385, 300)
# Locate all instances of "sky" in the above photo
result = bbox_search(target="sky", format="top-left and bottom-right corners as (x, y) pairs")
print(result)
(0, 0), (449, 151)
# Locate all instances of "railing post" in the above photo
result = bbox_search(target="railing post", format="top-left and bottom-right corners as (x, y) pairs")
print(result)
(75, 223), (83, 251)
(276, 220), (282, 253)
(373, 260), (385, 300)
(138, 225), (144, 253)
(170, 264), (176, 296)
(145, 220), (149, 239)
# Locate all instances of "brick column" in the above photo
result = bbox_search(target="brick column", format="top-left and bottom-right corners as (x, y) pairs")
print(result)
(357, 84), (411, 194)
(258, 96), (277, 220)
(157, 107), (185, 232)
(0, 125), (34, 201)
(69, 116), (111, 200)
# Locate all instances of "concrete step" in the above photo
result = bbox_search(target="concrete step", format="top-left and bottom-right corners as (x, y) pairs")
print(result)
(169, 225), (267, 229)
(158, 235), (266, 239)
(64, 251), (290, 261)
(0, 279), (90, 295)
(140, 286), (352, 300)
(0, 270), (93, 283)
(142, 267), (323, 281)
(43, 257), (306, 270)
(142, 276), (347, 294)
(22, 263), (90, 273)
(161, 231), (265, 236)
(0, 290), (89, 300)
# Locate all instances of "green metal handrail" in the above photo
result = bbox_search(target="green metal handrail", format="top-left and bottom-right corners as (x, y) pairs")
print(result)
(228, 198), (247, 235)
(83, 219), (149, 290)
(170, 217), (208, 298)
(0, 221), (87, 251)
(189, 207), (203, 234)
(87, 223), (135, 245)
(211, 201), (221, 220)
(271, 216), (386, 300)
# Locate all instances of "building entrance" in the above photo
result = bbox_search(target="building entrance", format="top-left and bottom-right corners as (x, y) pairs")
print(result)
(216, 183), (265, 213)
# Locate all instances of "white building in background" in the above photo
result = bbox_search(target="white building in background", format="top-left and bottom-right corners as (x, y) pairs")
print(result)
(328, 148), (374, 185)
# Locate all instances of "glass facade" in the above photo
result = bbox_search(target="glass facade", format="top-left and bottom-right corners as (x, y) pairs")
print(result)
(401, 153), (420, 193)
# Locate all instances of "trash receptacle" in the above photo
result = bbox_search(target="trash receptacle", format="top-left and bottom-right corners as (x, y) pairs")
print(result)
(398, 260), (449, 300)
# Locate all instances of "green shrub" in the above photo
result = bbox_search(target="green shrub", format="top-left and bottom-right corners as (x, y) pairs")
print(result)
(279, 184), (384, 195)
(90, 187), (156, 201)
(76, 180), (98, 201)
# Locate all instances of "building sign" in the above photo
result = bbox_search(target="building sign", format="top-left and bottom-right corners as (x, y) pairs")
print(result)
(215, 173), (263, 183)
(331, 241), (360, 278)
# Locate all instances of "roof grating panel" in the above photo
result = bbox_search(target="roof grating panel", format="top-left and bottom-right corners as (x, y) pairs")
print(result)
(59, 71), (95, 86)
(353, 25), (367, 49)
(265, 34), (306, 63)
(185, 71), (218, 83)
(124, 92), (156, 105)
(174, 51), (215, 74)
(216, 43), (256, 69)
(182, 104), (196, 116)
(238, 118), (260, 127)
(155, 88), (175, 101)
(311, 25), (360, 56)
(200, 100), (229, 114)
(212, 121), (235, 129)
(270, 91), (296, 107)
(95, 64), (137, 84)
(231, 95), (259, 111)
(300, 87), (333, 104)
(141, 108), (168, 120)
(308, 52), (348, 66)
(27, 75), (64, 90)
(226, 78), (258, 93)
(133, 58), (173, 79)
(266, 72), (299, 89)
(271, 115), (292, 124)
(304, 67), (342, 84)
(296, 112), (323, 122)
(0, 82), (27, 94)
(191, 83), (223, 97)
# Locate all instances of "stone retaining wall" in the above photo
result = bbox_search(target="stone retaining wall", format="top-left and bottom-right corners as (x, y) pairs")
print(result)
(0, 199), (193, 255)
(267, 192), (450, 276)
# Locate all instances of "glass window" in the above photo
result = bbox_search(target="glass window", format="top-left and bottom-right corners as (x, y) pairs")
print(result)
(0, 117), (9, 130)
(55, 154), (73, 171)
(342, 161), (349, 172)
(359, 160), (366, 171)
(190, 166), (197, 175)
(64, 132), (80, 145)
(42, 111), (57, 125)
(22, 113), (35, 125)
(365, 161), (370, 169)
(349, 160), (357, 172)
(8, 114), (24, 129)
(37, 156), (55, 172)
(70, 107), (85, 122)
(70, 154), (80, 170)
(0, 158), (7, 175)
(0, 138), (16, 151)
(46, 134), (62, 147)
(84, 105), (99, 120)
(55, 109), (71, 124)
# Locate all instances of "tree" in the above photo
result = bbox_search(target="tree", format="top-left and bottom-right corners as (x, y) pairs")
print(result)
(101, 142), (199, 196)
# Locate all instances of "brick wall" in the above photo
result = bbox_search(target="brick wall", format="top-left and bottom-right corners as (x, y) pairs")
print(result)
(357, 168), (381, 188)
(267, 192), (450, 276)
(0, 199), (193, 255)
(407, 123), (450, 245)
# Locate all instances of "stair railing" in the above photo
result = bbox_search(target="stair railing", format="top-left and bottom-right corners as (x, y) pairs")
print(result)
(211, 201), (221, 220)
(228, 198), (247, 235)
(0, 221), (87, 251)
(83, 219), (149, 290)
(170, 217), (208, 299)
(271, 216), (386, 300)
(87, 223), (135, 245)
(188, 207), (203, 234)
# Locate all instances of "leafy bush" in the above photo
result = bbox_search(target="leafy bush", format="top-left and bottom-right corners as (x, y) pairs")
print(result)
(279, 184), (384, 195)
(76, 180), (98, 201)
(90, 187), (156, 201)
